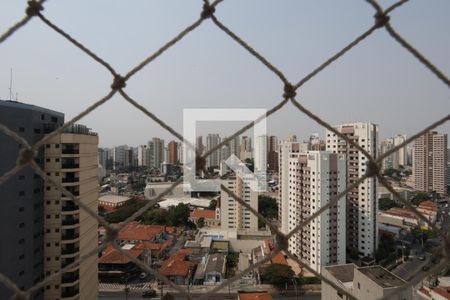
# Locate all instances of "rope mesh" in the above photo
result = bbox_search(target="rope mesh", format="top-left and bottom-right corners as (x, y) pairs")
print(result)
(0, 0), (448, 299)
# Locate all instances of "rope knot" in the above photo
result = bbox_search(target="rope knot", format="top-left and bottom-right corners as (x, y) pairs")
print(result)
(374, 12), (390, 28)
(111, 75), (126, 90)
(17, 148), (36, 165)
(26, 1), (43, 17)
(283, 83), (296, 99)
(365, 160), (380, 178)
(201, 2), (215, 19)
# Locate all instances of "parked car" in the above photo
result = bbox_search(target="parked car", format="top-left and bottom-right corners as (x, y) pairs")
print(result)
(139, 272), (148, 279)
(142, 289), (157, 298)
(418, 255), (426, 261)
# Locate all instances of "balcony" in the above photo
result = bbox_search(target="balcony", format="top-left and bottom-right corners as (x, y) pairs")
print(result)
(61, 164), (79, 169)
(61, 247), (79, 255)
(61, 258), (76, 268)
(62, 177), (79, 183)
(62, 233), (79, 241)
(62, 204), (79, 212)
(62, 148), (79, 155)
(62, 218), (79, 226)
(61, 273), (79, 284)
(61, 289), (79, 298)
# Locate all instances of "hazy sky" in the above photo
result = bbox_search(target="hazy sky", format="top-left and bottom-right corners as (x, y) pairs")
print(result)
(0, 0), (449, 147)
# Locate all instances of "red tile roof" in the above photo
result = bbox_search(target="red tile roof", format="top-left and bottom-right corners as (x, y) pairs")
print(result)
(117, 221), (173, 241)
(432, 287), (450, 299)
(99, 245), (142, 265)
(419, 200), (438, 212)
(190, 209), (216, 219)
(271, 252), (288, 265)
(238, 292), (272, 300)
(382, 207), (417, 219)
(159, 249), (196, 277)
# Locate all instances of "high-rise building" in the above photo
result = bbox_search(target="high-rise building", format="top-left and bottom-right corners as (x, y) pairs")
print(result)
(206, 134), (221, 168)
(286, 151), (347, 272)
(0, 100), (64, 299)
(380, 138), (397, 171)
(112, 145), (130, 170)
(267, 136), (278, 173)
(393, 134), (407, 167)
(287, 133), (297, 142)
(152, 138), (165, 171)
(168, 140), (179, 165)
(220, 176), (258, 230)
(196, 136), (204, 155)
(278, 140), (308, 234)
(326, 122), (378, 258)
(240, 136), (252, 161)
(229, 136), (240, 158)
(413, 131), (448, 196)
(137, 145), (147, 166)
(254, 135), (267, 172)
(43, 124), (98, 300)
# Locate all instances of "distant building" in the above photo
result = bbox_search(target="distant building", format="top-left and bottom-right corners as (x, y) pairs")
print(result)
(220, 176), (258, 230)
(321, 264), (412, 300)
(326, 122), (379, 258)
(206, 134), (221, 168)
(116, 221), (174, 244)
(168, 140), (179, 165)
(98, 195), (132, 212)
(413, 131), (448, 196)
(254, 135), (267, 172)
(267, 135), (278, 173)
(240, 136), (253, 161)
(152, 137), (165, 171)
(159, 249), (196, 285)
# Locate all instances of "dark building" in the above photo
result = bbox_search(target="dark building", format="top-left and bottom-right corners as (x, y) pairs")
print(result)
(0, 100), (64, 299)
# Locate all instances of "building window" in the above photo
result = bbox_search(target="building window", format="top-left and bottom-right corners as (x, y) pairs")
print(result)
(19, 175), (25, 180)
(34, 129), (41, 134)
(19, 223), (25, 228)
(19, 191), (25, 196)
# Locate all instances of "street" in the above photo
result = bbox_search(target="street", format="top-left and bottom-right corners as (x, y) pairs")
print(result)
(99, 290), (321, 300)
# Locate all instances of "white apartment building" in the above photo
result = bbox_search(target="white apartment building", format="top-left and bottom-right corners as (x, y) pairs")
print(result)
(413, 131), (448, 196)
(326, 122), (378, 258)
(278, 140), (308, 234)
(112, 145), (130, 170)
(393, 134), (407, 166)
(240, 136), (253, 161)
(220, 176), (258, 230)
(254, 135), (267, 172)
(286, 151), (346, 273)
(380, 134), (407, 171)
(206, 134), (221, 168)
(151, 137), (165, 170)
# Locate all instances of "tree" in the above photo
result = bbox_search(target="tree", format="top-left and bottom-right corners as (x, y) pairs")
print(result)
(226, 252), (239, 277)
(411, 192), (430, 206)
(142, 208), (169, 225)
(378, 197), (400, 211)
(262, 264), (295, 288)
(197, 217), (205, 228)
(166, 203), (190, 227)
(258, 195), (278, 228)
(208, 199), (217, 210)
(376, 233), (397, 266)
(105, 199), (146, 223)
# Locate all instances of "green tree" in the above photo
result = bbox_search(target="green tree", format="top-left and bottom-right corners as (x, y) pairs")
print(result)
(378, 197), (400, 211)
(208, 199), (217, 210)
(226, 252), (239, 277)
(105, 199), (146, 223)
(258, 195), (278, 228)
(197, 217), (205, 228)
(142, 208), (169, 225)
(262, 264), (295, 288)
(411, 192), (430, 206)
(166, 203), (190, 227)
(376, 233), (397, 266)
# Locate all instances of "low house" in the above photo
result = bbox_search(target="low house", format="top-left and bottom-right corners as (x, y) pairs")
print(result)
(116, 221), (174, 244)
(98, 194), (131, 212)
(417, 200), (438, 223)
(189, 209), (220, 227)
(134, 238), (173, 259)
(204, 253), (226, 284)
(98, 245), (143, 282)
(418, 286), (450, 299)
(159, 249), (197, 285)
(237, 253), (255, 282)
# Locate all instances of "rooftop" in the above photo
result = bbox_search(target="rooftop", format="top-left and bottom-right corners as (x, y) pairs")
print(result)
(205, 253), (226, 274)
(99, 245), (142, 265)
(381, 207), (418, 219)
(357, 266), (407, 288)
(324, 264), (356, 283)
(117, 221), (173, 241)
(238, 291), (272, 300)
(159, 249), (196, 277)
(0, 99), (64, 117)
(99, 194), (131, 204)
(271, 252), (288, 265)
(190, 209), (216, 219)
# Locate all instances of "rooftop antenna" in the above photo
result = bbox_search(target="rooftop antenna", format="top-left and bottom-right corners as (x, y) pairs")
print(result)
(8, 68), (18, 101)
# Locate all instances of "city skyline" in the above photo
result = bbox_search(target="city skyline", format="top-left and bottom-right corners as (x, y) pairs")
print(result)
(0, 0), (449, 148)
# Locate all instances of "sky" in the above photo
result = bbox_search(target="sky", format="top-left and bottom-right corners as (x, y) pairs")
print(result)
(0, 0), (449, 148)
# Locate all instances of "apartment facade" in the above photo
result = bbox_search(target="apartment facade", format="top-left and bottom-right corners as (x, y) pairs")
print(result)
(43, 124), (98, 300)
(206, 134), (221, 168)
(413, 131), (448, 196)
(286, 151), (347, 272)
(267, 135), (278, 173)
(0, 100), (64, 299)
(220, 176), (258, 230)
(151, 137), (165, 170)
(254, 135), (267, 172)
(168, 140), (179, 165)
(326, 122), (378, 258)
